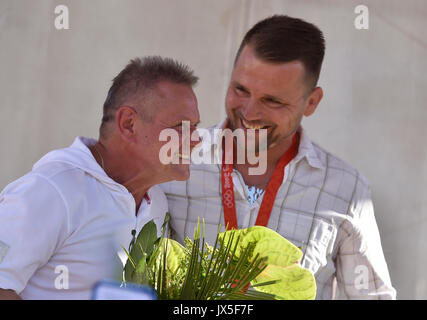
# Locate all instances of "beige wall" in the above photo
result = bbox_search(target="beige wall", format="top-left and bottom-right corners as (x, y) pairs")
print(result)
(1, 0), (426, 299)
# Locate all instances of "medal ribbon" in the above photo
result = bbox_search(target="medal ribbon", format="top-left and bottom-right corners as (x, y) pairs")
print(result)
(221, 132), (299, 230)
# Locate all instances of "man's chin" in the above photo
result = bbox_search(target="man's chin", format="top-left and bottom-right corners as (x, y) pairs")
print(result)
(170, 165), (191, 181)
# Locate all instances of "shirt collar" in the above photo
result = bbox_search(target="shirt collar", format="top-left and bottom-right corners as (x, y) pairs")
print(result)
(209, 119), (324, 170)
(294, 127), (325, 169)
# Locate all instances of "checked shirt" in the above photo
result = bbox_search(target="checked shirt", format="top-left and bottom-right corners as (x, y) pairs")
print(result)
(160, 121), (396, 300)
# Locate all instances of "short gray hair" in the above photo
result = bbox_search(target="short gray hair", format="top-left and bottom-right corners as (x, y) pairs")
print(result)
(100, 56), (198, 137)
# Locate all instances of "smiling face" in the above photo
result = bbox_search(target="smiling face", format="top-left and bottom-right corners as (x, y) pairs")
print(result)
(133, 81), (200, 182)
(225, 45), (322, 154)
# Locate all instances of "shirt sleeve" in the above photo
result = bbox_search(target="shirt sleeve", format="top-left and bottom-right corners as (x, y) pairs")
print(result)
(0, 173), (68, 294)
(334, 183), (396, 300)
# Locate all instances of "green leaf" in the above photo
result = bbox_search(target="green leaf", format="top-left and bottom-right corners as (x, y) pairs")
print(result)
(122, 245), (136, 283)
(219, 226), (302, 266)
(252, 237), (301, 267)
(133, 220), (158, 260)
(160, 212), (171, 239)
(251, 264), (317, 300)
(154, 238), (186, 274)
(219, 226), (316, 300)
(124, 219), (158, 283)
(133, 252), (150, 284)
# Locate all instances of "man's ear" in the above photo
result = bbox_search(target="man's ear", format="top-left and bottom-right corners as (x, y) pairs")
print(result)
(304, 87), (323, 117)
(115, 106), (138, 142)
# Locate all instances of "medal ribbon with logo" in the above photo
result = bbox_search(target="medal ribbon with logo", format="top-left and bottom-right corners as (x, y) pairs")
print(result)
(221, 131), (300, 230)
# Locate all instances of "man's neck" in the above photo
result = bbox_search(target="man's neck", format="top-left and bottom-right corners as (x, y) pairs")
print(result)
(233, 135), (294, 190)
(90, 141), (153, 214)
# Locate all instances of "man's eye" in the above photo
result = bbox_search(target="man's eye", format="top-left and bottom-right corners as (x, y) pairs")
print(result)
(235, 86), (248, 95)
(265, 98), (282, 106)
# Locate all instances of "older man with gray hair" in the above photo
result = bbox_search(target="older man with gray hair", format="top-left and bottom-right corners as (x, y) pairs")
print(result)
(0, 56), (201, 299)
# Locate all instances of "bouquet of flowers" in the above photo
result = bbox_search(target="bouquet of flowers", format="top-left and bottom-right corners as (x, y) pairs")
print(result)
(122, 213), (316, 300)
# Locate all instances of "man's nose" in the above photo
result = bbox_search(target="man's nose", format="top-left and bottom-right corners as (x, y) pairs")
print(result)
(241, 99), (262, 121)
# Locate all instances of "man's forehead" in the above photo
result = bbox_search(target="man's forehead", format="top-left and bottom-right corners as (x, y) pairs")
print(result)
(154, 81), (195, 98)
(236, 48), (305, 80)
(233, 46), (307, 98)
(150, 91), (199, 126)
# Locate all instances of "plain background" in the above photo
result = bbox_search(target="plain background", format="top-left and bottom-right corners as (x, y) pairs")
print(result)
(0, 0), (426, 299)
